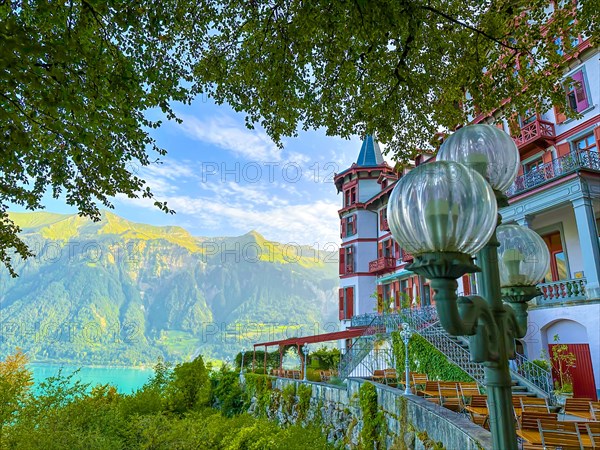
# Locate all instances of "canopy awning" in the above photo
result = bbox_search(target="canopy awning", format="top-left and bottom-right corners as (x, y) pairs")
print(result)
(253, 328), (364, 349)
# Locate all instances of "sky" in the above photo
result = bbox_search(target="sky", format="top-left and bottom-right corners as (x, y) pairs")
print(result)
(27, 97), (394, 247)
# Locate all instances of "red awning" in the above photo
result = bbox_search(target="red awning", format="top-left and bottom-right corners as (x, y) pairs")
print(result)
(253, 328), (364, 349)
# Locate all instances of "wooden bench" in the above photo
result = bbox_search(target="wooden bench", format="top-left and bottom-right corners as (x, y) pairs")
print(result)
(411, 373), (428, 388)
(383, 368), (398, 386)
(437, 382), (462, 412)
(520, 396), (550, 413)
(591, 401), (600, 421)
(564, 398), (595, 420)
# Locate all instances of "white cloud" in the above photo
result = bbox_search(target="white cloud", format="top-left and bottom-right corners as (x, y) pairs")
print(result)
(116, 191), (340, 245)
(177, 114), (283, 161)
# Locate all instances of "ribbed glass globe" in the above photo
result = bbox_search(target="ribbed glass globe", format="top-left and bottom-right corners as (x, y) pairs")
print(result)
(387, 161), (497, 256)
(497, 224), (550, 287)
(437, 124), (519, 192)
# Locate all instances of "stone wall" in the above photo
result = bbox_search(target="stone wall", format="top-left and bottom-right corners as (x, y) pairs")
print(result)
(264, 377), (492, 449)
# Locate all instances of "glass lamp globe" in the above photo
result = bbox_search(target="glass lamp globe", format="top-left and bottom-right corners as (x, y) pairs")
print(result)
(497, 224), (550, 287)
(437, 124), (519, 192)
(387, 161), (497, 256)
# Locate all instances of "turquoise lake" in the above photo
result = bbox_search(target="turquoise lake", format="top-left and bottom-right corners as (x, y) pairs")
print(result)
(29, 364), (154, 394)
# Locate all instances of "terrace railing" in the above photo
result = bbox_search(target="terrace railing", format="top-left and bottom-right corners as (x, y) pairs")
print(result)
(506, 149), (600, 197)
(534, 278), (587, 306)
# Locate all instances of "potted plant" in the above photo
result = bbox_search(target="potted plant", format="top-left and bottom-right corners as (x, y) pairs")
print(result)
(549, 335), (576, 405)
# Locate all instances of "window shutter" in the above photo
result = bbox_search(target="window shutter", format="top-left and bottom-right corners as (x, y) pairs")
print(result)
(338, 289), (345, 320)
(394, 281), (400, 308)
(553, 105), (567, 124)
(556, 142), (571, 157)
(572, 71), (589, 111)
(462, 275), (471, 296)
(341, 218), (347, 238)
(377, 242), (383, 258)
(339, 247), (345, 275)
(594, 126), (600, 146)
(542, 151), (553, 164)
(346, 287), (354, 319)
(352, 214), (357, 235)
(394, 242), (400, 258)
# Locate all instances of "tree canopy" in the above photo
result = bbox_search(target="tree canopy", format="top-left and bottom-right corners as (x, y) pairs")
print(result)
(1, 0), (597, 272)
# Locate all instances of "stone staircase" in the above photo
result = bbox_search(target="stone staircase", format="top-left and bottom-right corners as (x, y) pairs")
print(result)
(339, 306), (555, 403)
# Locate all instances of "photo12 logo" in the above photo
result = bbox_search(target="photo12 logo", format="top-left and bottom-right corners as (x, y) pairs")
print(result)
(200, 161), (339, 184)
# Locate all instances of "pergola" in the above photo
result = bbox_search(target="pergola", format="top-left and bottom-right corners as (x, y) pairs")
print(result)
(252, 328), (364, 377)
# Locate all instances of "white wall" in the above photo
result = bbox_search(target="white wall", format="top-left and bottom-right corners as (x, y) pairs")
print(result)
(524, 303), (600, 390)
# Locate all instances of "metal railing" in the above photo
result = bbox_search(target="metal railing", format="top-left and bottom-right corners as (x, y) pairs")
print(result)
(346, 307), (555, 400)
(535, 278), (587, 305)
(506, 149), (600, 197)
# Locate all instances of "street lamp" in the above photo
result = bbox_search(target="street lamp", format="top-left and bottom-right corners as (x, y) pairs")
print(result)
(399, 323), (413, 395)
(387, 125), (550, 450)
(302, 344), (309, 381)
(239, 349), (246, 385)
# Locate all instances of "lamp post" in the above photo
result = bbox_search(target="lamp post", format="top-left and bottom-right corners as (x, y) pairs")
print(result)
(302, 344), (309, 381)
(387, 125), (550, 450)
(399, 323), (413, 395)
(239, 348), (246, 385)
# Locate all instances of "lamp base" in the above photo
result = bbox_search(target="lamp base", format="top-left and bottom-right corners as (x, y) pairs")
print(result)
(501, 286), (540, 304)
(406, 252), (480, 280)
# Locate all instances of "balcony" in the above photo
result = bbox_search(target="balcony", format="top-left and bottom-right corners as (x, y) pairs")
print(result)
(368, 257), (396, 274)
(401, 249), (414, 263)
(513, 119), (556, 153)
(533, 278), (587, 307)
(506, 149), (600, 197)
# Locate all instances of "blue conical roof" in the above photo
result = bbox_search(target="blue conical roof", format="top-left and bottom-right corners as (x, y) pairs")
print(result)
(356, 134), (384, 166)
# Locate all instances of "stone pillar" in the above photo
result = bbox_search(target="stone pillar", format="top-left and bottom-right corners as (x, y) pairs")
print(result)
(571, 197), (600, 299)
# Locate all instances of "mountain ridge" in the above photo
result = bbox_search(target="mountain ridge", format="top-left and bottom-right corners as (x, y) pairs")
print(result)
(1, 211), (339, 365)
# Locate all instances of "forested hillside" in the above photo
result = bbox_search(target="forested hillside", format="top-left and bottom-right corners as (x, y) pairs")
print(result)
(0, 212), (338, 365)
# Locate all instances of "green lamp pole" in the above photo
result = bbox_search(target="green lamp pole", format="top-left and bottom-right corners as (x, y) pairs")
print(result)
(387, 125), (550, 450)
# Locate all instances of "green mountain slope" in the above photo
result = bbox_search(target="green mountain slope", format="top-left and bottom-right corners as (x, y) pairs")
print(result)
(0, 212), (339, 365)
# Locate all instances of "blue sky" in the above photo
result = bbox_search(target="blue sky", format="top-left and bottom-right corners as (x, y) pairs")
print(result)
(30, 98), (393, 246)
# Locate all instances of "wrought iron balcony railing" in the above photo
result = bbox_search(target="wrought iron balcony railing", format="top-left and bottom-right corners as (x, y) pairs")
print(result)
(506, 149), (600, 197)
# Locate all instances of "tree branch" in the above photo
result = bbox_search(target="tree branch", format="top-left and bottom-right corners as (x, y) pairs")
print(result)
(419, 5), (521, 51)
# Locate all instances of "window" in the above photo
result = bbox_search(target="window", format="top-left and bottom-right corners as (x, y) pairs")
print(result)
(346, 214), (357, 236)
(379, 209), (388, 231)
(383, 239), (393, 258)
(525, 158), (544, 173)
(566, 70), (589, 113)
(345, 246), (355, 274)
(343, 185), (357, 207)
(521, 110), (537, 126)
(338, 245), (355, 275)
(574, 134), (597, 152)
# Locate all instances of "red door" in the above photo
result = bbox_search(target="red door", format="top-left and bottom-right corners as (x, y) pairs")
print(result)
(549, 343), (598, 400)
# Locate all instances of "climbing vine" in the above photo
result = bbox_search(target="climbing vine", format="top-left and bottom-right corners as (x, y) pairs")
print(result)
(391, 332), (473, 382)
(358, 382), (387, 449)
(296, 384), (312, 421)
